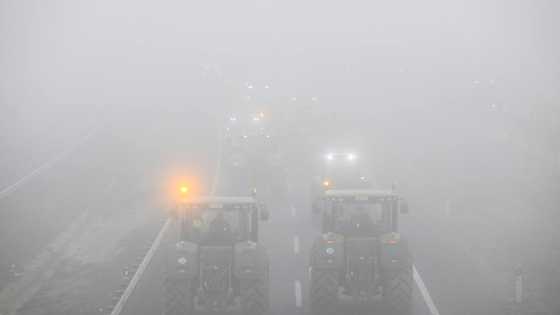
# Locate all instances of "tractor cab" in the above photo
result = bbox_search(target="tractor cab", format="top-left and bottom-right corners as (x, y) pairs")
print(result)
(321, 189), (408, 236)
(177, 196), (268, 244)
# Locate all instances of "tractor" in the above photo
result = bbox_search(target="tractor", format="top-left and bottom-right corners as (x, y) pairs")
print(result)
(164, 196), (270, 315)
(309, 189), (412, 315)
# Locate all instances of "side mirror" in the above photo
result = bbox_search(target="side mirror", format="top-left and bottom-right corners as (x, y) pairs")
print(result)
(259, 204), (269, 221)
(399, 199), (409, 214)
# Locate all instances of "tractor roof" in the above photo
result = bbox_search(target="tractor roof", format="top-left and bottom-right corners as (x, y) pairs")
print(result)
(184, 196), (257, 209)
(324, 189), (397, 199)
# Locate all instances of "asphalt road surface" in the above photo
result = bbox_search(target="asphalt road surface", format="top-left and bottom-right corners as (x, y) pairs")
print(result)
(0, 109), (221, 315)
(118, 146), (437, 315)
(0, 109), (442, 315)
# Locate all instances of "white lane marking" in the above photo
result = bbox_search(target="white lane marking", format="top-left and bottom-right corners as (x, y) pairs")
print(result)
(515, 272), (523, 303)
(293, 236), (300, 254)
(291, 205), (297, 217)
(106, 177), (117, 193)
(413, 265), (441, 315)
(294, 280), (302, 308)
(110, 219), (171, 315)
(444, 199), (451, 216)
(0, 127), (98, 200)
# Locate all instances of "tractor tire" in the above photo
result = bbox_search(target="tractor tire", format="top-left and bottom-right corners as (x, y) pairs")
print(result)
(384, 266), (413, 315)
(163, 276), (193, 315)
(309, 269), (338, 315)
(240, 279), (269, 315)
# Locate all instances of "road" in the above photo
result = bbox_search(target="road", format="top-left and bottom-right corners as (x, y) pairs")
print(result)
(118, 145), (437, 315)
(0, 108), (221, 315)
(0, 108), (441, 315)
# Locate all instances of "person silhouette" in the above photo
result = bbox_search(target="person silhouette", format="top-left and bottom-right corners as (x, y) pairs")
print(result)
(207, 212), (234, 244)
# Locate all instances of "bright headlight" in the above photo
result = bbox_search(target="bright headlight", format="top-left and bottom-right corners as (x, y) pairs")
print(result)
(346, 153), (356, 161)
(326, 153), (334, 161)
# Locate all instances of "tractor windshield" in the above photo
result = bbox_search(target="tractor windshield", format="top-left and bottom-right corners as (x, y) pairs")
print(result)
(331, 201), (385, 236)
(187, 208), (252, 244)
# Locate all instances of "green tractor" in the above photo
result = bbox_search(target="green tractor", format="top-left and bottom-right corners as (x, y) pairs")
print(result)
(309, 189), (412, 315)
(164, 196), (270, 315)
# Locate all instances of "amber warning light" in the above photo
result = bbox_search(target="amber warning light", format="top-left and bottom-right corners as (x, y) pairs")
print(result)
(179, 185), (190, 200)
(180, 186), (189, 194)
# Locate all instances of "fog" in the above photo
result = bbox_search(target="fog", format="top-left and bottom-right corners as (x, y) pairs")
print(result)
(1, 1), (559, 315)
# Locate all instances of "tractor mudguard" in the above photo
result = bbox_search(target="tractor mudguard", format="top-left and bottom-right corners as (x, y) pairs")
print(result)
(380, 235), (413, 314)
(234, 242), (269, 280)
(379, 235), (411, 276)
(310, 233), (344, 270)
(168, 241), (198, 279)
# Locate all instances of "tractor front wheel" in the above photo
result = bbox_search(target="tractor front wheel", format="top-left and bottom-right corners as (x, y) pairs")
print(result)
(384, 266), (413, 315)
(163, 276), (194, 315)
(240, 279), (269, 315)
(309, 269), (339, 315)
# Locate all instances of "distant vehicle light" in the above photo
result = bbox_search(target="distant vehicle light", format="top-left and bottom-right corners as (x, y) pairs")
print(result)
(326, 153), (334, 161)
(253, 116), (261, 122)
(346, 153), (356, 161)
(325, 247), (335, 255)
(323, 180), (330, 187)
(229, 116), (237, 122)
(259, 112), (265, 118)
